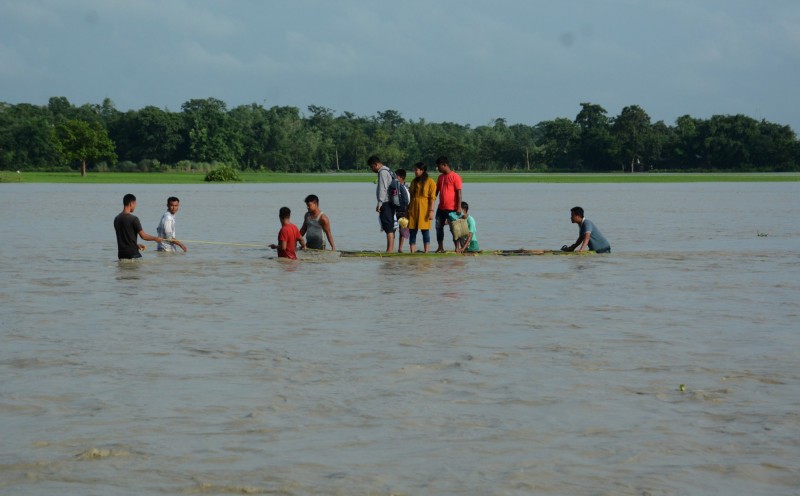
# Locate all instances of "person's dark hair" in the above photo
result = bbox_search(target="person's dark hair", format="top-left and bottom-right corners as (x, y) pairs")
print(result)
(461, 201), (469, 211)
(123, 193), (136, 206)
(571, 206), (584, 217)
(435, 156), (449, 166)
(279, 206), (291, 219)
(304, 194), (319, 204)
(167, 196), (179, 205)
(395, 168), (406, 180)
(412, 162), (428, 185)
(366, 155), (381, 167)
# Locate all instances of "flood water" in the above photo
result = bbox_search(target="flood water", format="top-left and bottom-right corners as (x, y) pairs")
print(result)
(1, 181), (799, 495)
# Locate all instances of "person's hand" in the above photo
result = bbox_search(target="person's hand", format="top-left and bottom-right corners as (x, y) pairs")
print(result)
(269, 244), (277, 249)
(138, 243), (146, 251)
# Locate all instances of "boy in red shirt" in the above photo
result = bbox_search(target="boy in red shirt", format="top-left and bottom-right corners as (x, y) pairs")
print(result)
(269, 206), (306, 259)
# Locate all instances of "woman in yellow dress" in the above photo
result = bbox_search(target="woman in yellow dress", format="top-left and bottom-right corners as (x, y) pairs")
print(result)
(406, 162), (437, 253)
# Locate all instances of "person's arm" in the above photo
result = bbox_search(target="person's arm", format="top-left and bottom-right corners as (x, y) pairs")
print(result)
(427, 181), (436, 220)
(297, 236), (306, 251)
(163, 216), (175, 238)
(162, 234), (189, 251)
(161, 218), (187, 251)
(562, 235), (578, 251)
(455, 188), (463, 216)
(563, 232), (589, 252)
(320, 214), (336, 251)
(463, 216), (476, 252)
(458, 233), (472, 254)
(139, 230), (162, 244)
(376, 169), (389, 211)
(577, 231), (591, 251)
(299, 216), (308, 236)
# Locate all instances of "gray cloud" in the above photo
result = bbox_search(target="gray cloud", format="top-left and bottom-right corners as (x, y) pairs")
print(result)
(1, 0), (797, 130)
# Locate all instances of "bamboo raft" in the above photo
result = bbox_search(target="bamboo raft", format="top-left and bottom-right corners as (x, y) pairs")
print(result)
(338, 249), (595, 258)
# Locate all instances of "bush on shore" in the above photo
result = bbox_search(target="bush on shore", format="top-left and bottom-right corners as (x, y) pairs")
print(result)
(204, 165), (241, 182)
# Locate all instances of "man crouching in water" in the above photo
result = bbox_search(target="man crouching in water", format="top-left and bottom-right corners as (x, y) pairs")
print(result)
(561, 206), (611, 253)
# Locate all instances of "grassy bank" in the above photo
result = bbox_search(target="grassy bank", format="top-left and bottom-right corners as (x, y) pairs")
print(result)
(3, 170), (800, 184)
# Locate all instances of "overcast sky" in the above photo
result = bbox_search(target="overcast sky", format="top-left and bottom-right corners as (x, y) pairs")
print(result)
(2, 0), (798, 131)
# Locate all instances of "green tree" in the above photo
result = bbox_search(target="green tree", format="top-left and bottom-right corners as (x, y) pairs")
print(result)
(752, 120), (796, 171)
(612, 105), (653, 172)
(305, 105), (337, 170)
(698, 115), (759, 170)
(422, 122), (471, 167)
(55, 119), (117, 176)
(261, 106), (309, 171)
(181, 98), (242, 164)
(229, 103), (272, 170)
(390, 123), (421, 167)
(375, 109), (405, 131)
(473, 119), (512, 170)
(536, 118), (580, 170)
(335, 112), (371, 169)
(119, 106), (184, 163)
(5, 95), (799, 173)
(508, 123), (541, 171)
(575, 103), (616, 171)
(665, 115), (703, 170)
(364, 111), (412, 167)
(648, 120), (672, 170)
(47, 96), (74, 125)
(0, 103), (61, 170)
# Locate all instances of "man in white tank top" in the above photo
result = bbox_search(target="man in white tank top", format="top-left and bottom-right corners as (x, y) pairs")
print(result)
(300, 194), (336, 250)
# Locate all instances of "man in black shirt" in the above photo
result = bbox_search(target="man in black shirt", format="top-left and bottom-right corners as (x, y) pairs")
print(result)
(113, 193), (162, 259)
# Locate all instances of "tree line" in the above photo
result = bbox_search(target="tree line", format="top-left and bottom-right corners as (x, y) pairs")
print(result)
(1, 97), (798, 174)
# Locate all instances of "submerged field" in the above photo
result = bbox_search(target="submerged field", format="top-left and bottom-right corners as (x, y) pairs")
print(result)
(2, 170), (800, 184)
(3, 181), (799, 495)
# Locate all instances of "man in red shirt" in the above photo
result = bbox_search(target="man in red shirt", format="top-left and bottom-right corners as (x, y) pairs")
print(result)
(434, 156), (463, 253)
(269, 206), (306, 259)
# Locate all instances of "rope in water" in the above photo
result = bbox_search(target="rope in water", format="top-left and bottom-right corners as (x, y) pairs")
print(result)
(179, 239), (265, 248)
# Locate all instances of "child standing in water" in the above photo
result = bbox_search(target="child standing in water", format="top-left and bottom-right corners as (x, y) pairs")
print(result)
(395, 168), (411, 253)
(269, 206), (306, 259)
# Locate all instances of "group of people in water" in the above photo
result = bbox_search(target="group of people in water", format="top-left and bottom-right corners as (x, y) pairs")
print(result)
(268, 155), (481, 259)
(268, 194), (335, 259)
(113, 155), (610, 260)
(368, 155), (476, 255)
(113, 193), (186, 259)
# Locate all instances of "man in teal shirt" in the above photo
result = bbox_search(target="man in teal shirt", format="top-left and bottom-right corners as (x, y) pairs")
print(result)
(562, 206), (611, 253)
(450, 202), (479, 253)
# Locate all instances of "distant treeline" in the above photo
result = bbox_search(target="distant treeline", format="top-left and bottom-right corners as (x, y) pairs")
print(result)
(1, 97), (798, 174)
